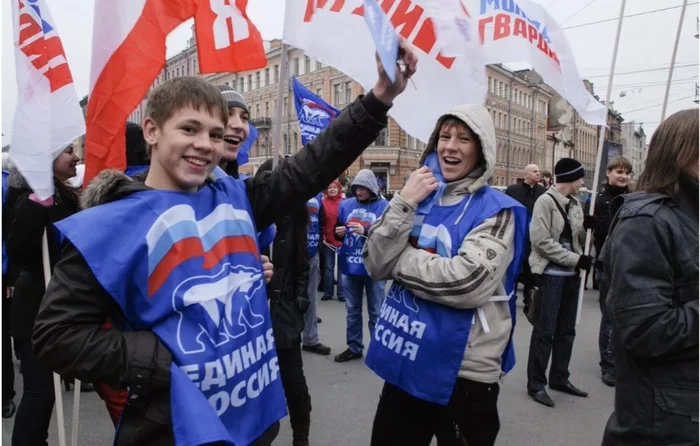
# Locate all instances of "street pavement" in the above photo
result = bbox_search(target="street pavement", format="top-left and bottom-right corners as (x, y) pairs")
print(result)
(2, 286), (614, 445)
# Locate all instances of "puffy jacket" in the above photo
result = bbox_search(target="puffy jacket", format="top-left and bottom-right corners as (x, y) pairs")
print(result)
(600, 174), (698, 446)
(31, 91), (390, 446)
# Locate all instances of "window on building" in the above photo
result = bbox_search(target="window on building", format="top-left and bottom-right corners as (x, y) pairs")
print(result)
(265, 68), (270, 86)
(255, 104), (260, 118)
(284, 96), (288, 113)
(293, 58), (300, 76)
(374, 128), (387, 146)
(293, 132), (298, 152)
(255, 72), (260, 89)
(344, 81), (352, 104)
(284, 134), (289, 154)
(316, 61), (322, 70)
(248, 75), (252, 91)
(239, 78), (244, 93)
(274, 65), (279, 83)
(333, 84), (341, 105)
(265, 101), (269, 117)
(305, 56), (311, 73)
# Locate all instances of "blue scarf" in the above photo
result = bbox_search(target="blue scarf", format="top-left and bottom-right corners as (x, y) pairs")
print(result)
(416, 153), (447, 216)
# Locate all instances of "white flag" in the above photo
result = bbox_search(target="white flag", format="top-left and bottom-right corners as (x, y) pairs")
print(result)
(284, 0), (487, 142)
(11, 0), (85, 199)
(467, 0), (606, 125)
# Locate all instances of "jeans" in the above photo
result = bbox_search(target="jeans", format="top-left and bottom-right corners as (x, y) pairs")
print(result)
(2, 287), (15, 401)
(12, 339), (55, 446)
(277, 340), (311, 445)
(526, 274), (580, 393)
(371, 380), (500, 446)
(342, 274), (385, 354)
(302, 253), (321, 346)
(322, 244), (343, 299)
(597, 269), (614, 374)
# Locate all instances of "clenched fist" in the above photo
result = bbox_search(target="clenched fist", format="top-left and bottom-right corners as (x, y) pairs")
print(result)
(261, 255), (274, 284)
(400, 166), (439, 206)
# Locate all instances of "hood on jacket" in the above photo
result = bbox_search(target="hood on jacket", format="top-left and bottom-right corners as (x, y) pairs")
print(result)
(418, 104), (496, 194)
(351, 169), (380, 198)
(80, 169), (149, 210)
(325, 179), (343, 200)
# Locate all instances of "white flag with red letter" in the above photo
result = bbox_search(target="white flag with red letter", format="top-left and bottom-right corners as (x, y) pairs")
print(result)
(84, 0), (266, 186)
(11, 0), (85, 200)
(284, 0), (487, 143)
(466, 0), (606, 125)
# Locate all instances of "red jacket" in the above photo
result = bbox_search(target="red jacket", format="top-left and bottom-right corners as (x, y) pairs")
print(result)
(322, 192), (343, 248)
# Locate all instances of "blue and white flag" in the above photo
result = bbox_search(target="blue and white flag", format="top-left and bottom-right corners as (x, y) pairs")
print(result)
(362, 0), (399, 82)
(238, 124), (258, 166)
(292, 77), (339, 146)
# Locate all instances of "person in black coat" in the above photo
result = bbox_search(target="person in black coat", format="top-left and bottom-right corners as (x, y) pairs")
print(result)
(600, 108), (698, 446)
(592, 156), (631, 387)
(256, 158), (313, 446)
(505, 164), (546, 312)
(4, 144), (81, 446)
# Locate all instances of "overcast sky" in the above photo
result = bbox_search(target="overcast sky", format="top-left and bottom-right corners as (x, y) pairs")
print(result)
(2, 0), (698, 146)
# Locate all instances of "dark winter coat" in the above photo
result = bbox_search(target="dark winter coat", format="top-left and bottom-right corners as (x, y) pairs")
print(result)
(600, 174), (698, 446)
(256, 158), (310, 350)
(505, 181), (546, 217)
(31, 91), (390, 446)
(2, 170), (79, 341)
(592, 183), (628, 258)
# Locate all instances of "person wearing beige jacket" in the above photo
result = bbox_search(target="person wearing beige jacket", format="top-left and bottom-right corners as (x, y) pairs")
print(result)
(362, 104), (528, 446)
(525, 157), (595, 408)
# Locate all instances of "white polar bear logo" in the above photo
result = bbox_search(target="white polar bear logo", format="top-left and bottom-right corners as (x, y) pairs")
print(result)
(173, 264), (265, 355)
(301, 99), (332, 126)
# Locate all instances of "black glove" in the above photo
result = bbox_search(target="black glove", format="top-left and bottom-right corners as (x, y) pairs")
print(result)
(583, 214), (597, 231)
(576, 255), (594, 272)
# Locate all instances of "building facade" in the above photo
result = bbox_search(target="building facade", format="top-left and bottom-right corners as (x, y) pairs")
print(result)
(620, 121), (646, 180)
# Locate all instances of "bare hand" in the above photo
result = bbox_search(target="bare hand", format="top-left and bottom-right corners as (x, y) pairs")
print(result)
(348, 222), (365, 235)
(373, 38), (418, 105)
(261, 255), (274, 284)
(400, 166), (439, 206)
(335, 226), (347, 237)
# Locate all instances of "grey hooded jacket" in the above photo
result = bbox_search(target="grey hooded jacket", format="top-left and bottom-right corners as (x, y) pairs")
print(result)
(363, 104), (519, 384)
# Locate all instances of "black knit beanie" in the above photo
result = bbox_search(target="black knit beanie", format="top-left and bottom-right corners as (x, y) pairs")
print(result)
(215, 84), (248, 114)
(554, 158), (585, 183)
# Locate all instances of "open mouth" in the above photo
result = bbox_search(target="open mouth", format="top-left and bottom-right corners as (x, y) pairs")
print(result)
(443, 156), (461, 166)
(224, 136), (243, 146)
(183, 156), (209, 167)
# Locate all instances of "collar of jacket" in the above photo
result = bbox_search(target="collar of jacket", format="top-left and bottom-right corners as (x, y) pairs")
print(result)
(603, 183), (628, 197)
(548, 186), (577, 209)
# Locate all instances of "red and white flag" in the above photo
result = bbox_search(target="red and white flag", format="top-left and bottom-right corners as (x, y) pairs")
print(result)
(11, 0), (85, 200)
(84, 0), (266, 186)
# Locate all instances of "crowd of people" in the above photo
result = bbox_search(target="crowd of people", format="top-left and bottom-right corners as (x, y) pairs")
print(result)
(0, 40), (697, 446)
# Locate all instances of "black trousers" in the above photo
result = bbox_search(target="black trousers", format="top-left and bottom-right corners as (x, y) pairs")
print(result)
(371, 380), (500, 446)
(277, 340), (311, 444)
(2, 285), (15, 401)
(12, 339), (55, 446)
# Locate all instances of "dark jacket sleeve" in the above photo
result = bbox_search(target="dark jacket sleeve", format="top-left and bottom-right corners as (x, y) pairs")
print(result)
(605, 214), (698, 361)
(32, 243), (172, 395)
(296, 252), (310, 301)
(593, 191), (612, 255)
(246, 92), (389, 230)
(6, 193), (51, 272)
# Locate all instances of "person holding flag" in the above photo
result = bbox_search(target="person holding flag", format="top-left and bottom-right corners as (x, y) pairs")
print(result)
(32, 40), (418, 446)
(363, 104), (527, 446)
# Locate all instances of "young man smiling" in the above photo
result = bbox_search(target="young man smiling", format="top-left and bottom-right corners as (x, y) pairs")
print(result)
(32, 41), (417, 446)
(363, 104), (527, 446)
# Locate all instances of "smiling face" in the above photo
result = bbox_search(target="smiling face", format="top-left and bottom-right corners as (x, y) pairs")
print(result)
(436, 119), (482, 183)
(606, 166), (630, 187)
(143, 106), (225, 193)
(53, 145), (79, 181)
(222, 107), (250, 162)
(327, 183), (339, 197)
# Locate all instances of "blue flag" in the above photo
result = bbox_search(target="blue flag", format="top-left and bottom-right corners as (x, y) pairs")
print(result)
(292, 77), (340, 146)
(363, 0), (399, 82)
(238, 124), (258, 166)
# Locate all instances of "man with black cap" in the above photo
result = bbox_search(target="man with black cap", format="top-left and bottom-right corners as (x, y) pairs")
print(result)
(526, 157), (595, 408)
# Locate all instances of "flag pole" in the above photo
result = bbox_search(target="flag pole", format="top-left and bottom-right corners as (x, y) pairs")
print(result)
(272, 45), (289, 170)
(43, 230), (67, 446)
(576, 0), (627, 325)
(660, 0), (689, 121)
